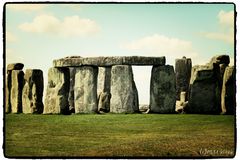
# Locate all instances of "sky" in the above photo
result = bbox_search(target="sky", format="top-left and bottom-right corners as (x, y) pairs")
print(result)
(5, 3), (235, 104)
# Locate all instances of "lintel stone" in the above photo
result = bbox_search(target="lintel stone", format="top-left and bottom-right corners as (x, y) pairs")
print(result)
(53, 56), (166, 67)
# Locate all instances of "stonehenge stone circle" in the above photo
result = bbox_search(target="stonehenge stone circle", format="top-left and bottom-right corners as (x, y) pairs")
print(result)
(74, 66), (98, 113)
(221, 66), (235, 114)
(22, 69), (44, 114)
(44, 67), (70, 114)
(150, 65), (176, 113)
(175, 57), (192, 101)
(68, 67), (76, 113)
(11, 70), (24, 113)
(110, 65), (139, 113)
(6, 55), (235, 115)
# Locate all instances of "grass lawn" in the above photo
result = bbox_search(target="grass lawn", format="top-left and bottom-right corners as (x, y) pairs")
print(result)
(4, 114), (235, 158)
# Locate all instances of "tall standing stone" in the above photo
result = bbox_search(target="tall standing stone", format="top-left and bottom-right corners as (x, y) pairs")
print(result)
(188, 65), (217, 113)
(110, 65), (139, 113)
(188, 55), (230, 114)
(97, 67), (111, 112)
(5, 71), (12, 113)
(22, 69), (44, 114)
(68, 67), (76, 113)
(11, 70), (24, 113)
(6, 63), (24, 113)
(175, 57), (192, 100)
(221, 66), (235, 114)
(74, 66), (98, 113)
(44, 67), (70, 114)
(150, 65), (176, 113)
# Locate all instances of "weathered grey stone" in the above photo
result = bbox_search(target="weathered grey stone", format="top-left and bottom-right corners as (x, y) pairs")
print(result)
(139, 104), (149, 112)
(150, 65), (176, 113)
(98, 92), (111, 112)
(208, 55), (230, 67)
(7, 63), (24, 71)
(175, 57), (192, 100)
(74, 66), (98, 113)
(175, 92), (188, 113)
(53, 56), (166, 67)
(97, 67), (111, 93)
(5, 71), (12, 113)
(110, 65), (139, 113)
(44, 67), (70, 114)
(97, 67), (112, 112)
(22, 69), (44, 114)
(11, 70), (24, 113)
(188, 55), (230, 114)
(221, 66), (235, 114)
(188, 65), (218, 113)
(68, 67), (76, 113)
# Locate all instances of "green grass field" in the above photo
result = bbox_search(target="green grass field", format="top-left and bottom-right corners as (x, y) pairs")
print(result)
(4, 114), (235, 158)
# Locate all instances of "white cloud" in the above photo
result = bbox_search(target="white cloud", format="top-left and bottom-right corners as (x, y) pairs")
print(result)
(19, 14), (100, 37)
(6, 31), (17, 42)
(218, 10), (234, 27)
(202, 10), (234, 44)
(203, 31), (234, 44)
(7, 4), (46, 12)
(122, 34), (198, 59)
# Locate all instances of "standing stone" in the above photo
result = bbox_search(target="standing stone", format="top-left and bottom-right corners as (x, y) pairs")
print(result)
(6, 63), (24, 113)
(150, 65), (176, 113)
(175, 57), (192, 100)
(210, 55), (230, 113)
(68, 67), (76, 113)
(22, 69), (44, 114)
(44, 67), (70, 114)
(188, 65), (217, 113)
(221, 66), (235, 114)
(97, 67), (111, 112)
(74, 66), (98, 113)
(110, 65), (139, 113)
(188, 55), (230, 114)
(11, 70), (24, 113)
(5, 71), (12, 113)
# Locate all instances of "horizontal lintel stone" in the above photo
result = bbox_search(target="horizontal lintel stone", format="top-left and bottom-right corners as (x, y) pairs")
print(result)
(53, 56), (166, 67)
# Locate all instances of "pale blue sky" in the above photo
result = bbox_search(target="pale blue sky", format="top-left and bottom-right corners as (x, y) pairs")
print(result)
(5, 3), (235, 104)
